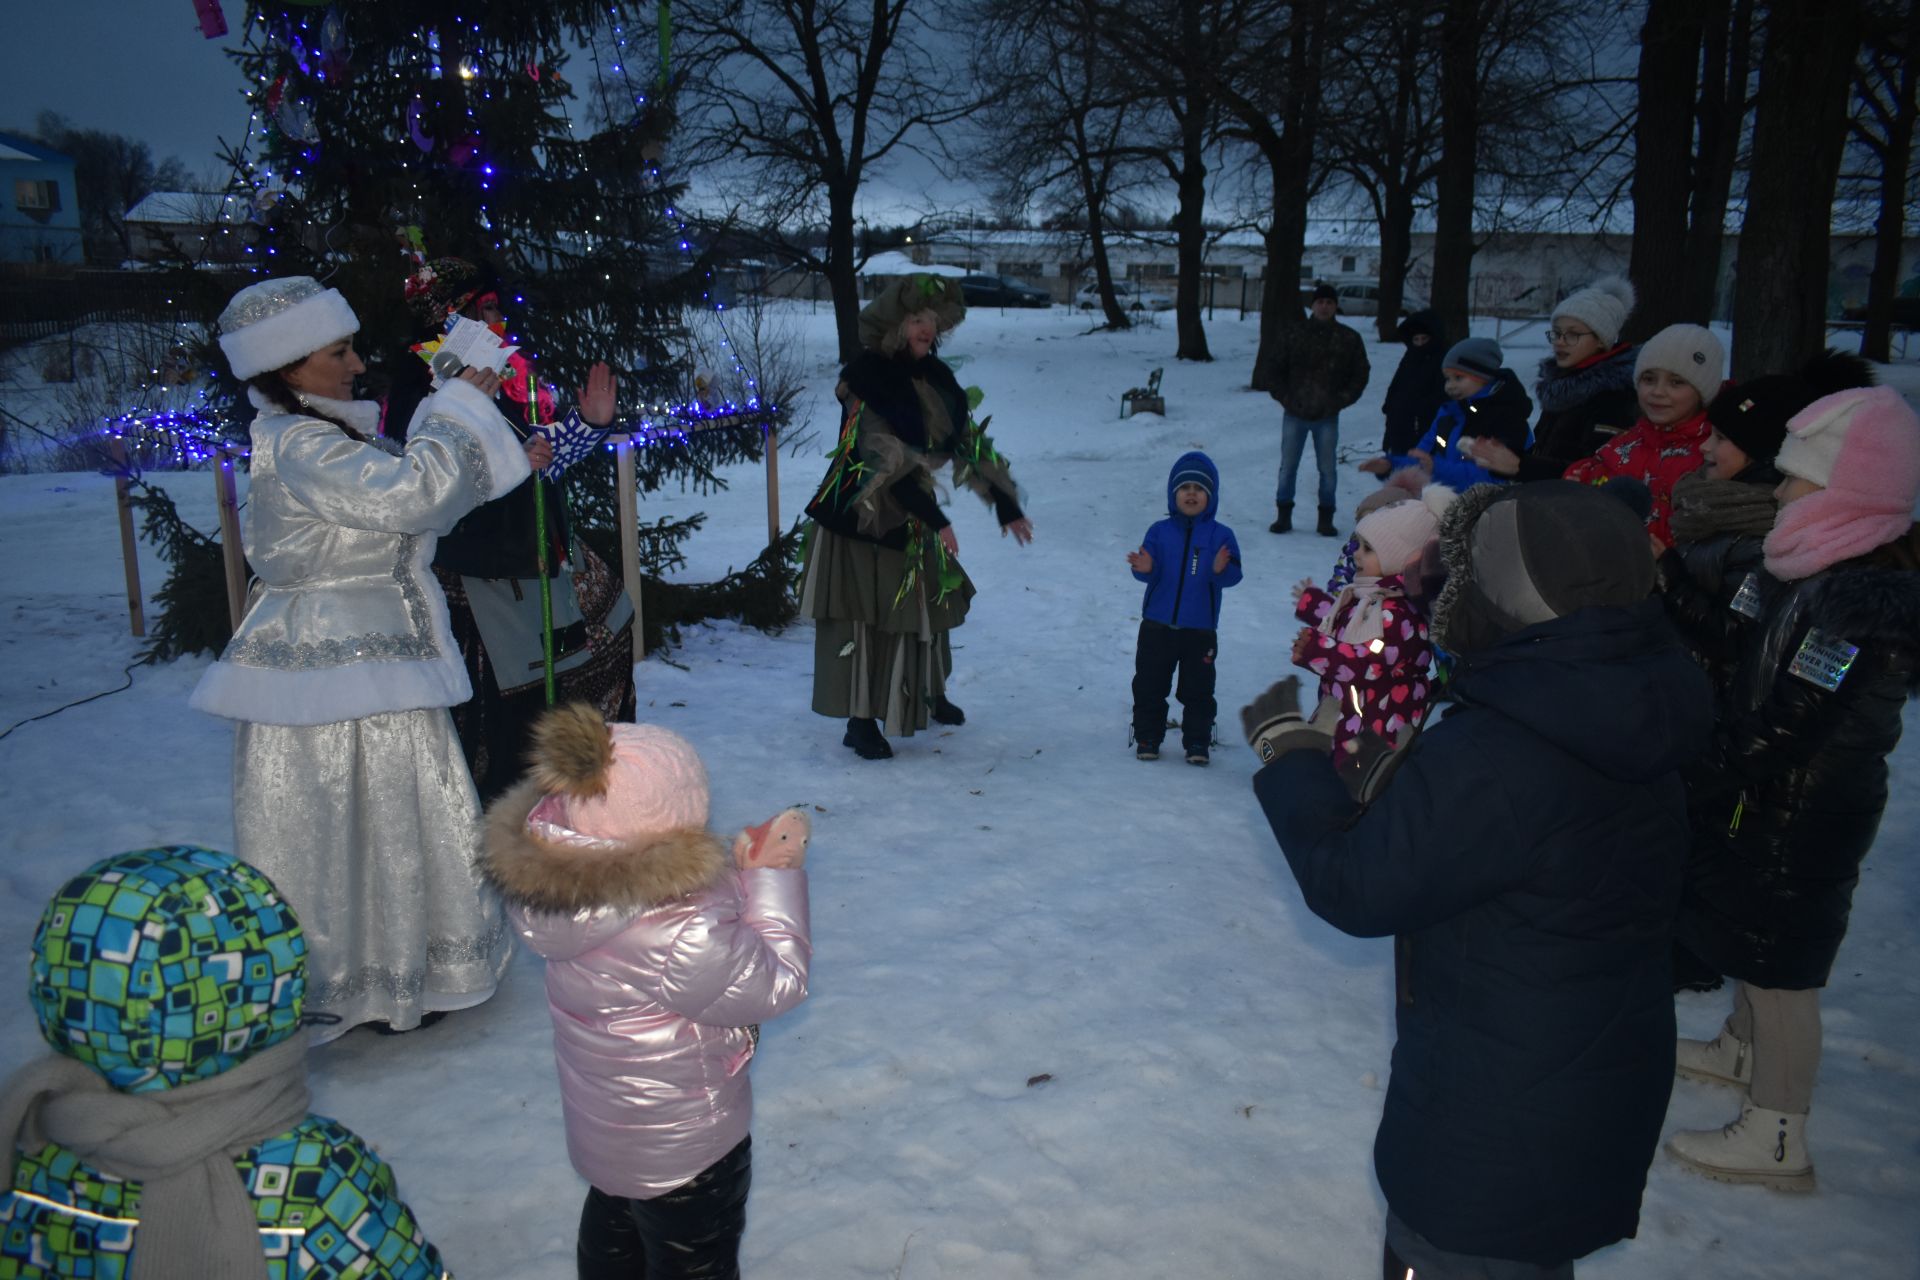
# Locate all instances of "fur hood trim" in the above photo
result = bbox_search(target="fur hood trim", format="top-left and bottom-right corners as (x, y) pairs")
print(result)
(1534, 344), (1637, 414)
(1430, 482), (1508, 652)
(481, 778), (730, 914)
(1807, 555), (1920, 692)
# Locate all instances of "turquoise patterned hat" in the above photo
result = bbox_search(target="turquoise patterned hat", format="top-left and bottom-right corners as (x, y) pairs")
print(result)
(30, 846), (307, 1093)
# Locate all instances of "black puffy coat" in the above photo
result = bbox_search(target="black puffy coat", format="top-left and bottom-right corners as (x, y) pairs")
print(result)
(1517, 346), (1639, 482)
(1656, 463), (1781, 697)
(1381, 309), (1448, 454)
(1677, 530), (1920, 989)
(1254, 599), (1710, 1266)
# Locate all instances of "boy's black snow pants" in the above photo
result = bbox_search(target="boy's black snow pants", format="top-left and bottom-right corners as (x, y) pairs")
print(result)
(1131, 620), (1218, 750)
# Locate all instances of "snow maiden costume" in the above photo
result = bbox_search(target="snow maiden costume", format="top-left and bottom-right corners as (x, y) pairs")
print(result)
(0, 845), (449, 1278)
(799, 274), (1026, 756)
(190, 276), (530, 1040)
(480, 705), (810, 1279)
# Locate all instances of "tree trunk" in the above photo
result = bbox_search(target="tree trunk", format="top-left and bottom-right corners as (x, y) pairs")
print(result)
(1251, 0), (1327, 389)
(1861, 0), (1920, 363)
(1627, 0), (1704, 339)
(1681, 0), (1752, 322)
(1377, 183), (1417, 343)
(1173, 99), (1213, 361)
(1430, 0), (1481, 342)
(826, 184), (863, 364)
(1078, 146), (1131, 332)
(1731, 0), (1863, 380)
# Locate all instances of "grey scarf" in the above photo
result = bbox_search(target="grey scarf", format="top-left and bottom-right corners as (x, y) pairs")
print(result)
(1, 1033), (310, 1280)
(1669, 470), (1779, 545)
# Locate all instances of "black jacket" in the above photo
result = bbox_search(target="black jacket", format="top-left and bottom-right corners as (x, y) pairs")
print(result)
(1519, 347), (1639, 482)
(1381, 310), (1448, 454)
(1261, 315), (1372, 421)
(1656, 463), (1781, 698)
(387, 357), (569, 579)
(1677, 531), (1920, 989)
(1255, 599), (1710, 1265)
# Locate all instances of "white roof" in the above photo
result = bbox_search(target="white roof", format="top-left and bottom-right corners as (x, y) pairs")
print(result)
(858, 251), (969, 278)
(124, 191), (246, 225)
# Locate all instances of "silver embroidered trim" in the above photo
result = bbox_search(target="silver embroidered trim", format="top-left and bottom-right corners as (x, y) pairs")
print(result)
(307, 921), (511, 1007)
(219, 277), (326, 333)
(226, 533), (438, 669)
(412, 414), (493, 506)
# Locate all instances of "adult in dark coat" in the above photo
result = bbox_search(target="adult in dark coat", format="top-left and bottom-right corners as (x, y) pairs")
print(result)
(1666, 386), (1920, 1193)
(1379, 308), (1448, 455)
(1244, 480), (1710, 1277)
(1259, 283), (1371, 536)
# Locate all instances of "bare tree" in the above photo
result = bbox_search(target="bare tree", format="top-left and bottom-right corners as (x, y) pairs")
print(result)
(672, 0), (983, 363)
(1731, 0), (1866, 379)
(969, 0), (1163, 330)
(1848, 0), (1920, 362)
(1321, 0), (1446, 340)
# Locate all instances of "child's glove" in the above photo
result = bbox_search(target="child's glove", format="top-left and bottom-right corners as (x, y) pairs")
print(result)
(1240, 677), (1337, 765)
(734, 808), (810, 870)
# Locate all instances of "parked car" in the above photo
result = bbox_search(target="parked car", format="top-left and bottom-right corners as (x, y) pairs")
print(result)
(959, 274), (1052, 308)
(1838, 296), (1920, 328)
(1075, 279), (1176, 312)
(1298, 281), (1419, 318)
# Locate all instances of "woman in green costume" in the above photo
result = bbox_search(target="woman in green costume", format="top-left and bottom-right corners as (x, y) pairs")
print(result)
(800, 275), (1033, 759)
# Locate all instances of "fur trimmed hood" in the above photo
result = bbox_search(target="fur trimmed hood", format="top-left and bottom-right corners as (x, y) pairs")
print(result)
(481, 778), (730, 916)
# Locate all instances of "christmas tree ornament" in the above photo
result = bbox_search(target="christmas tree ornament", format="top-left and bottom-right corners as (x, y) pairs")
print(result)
(193, 0), (228, 39)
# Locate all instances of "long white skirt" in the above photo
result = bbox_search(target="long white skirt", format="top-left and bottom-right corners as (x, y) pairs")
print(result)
(233, 707), (512, 1041)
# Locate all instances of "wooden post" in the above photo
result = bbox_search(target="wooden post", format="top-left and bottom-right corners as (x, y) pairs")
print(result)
(108, 438), (146, 638)
(764, 422), (780, 548)
(613, 435), (645, 666)
(213, 446), (248, 632)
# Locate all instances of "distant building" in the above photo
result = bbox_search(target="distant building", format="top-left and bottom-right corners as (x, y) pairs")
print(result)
(0, 133), (83, 265)
(124, 190), (255, 263)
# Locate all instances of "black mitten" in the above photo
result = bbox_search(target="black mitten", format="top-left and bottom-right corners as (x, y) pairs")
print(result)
(1334, 724), (1419, 803)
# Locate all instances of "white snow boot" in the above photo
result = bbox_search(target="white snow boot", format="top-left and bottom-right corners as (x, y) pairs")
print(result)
(1666, 1101), (1815, 1192)
(1675, 1030), (1753, 1089)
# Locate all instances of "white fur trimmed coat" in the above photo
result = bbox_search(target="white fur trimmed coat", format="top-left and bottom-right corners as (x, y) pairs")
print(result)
(482, 782), (811, 1198)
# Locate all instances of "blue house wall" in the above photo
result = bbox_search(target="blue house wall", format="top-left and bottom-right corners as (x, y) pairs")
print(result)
(0, 133), (84, 264)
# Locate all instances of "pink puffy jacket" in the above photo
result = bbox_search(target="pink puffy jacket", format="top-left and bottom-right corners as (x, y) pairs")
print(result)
(482, 783), (811, 1198)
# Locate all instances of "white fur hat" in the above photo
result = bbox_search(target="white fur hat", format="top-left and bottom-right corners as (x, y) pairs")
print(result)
(1634, 323), (1724, 407)
(217, 276), (360, 379)
(1551, 276), (1635, 347)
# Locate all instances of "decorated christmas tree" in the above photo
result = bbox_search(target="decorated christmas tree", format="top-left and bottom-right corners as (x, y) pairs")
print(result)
(139, 0), (794, 660)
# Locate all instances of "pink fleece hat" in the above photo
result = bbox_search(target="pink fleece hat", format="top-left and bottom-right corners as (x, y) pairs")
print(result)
(525, 705), (711, 843)
(1357, 499), (1440, 576)
(1764, 386), (1920, 580)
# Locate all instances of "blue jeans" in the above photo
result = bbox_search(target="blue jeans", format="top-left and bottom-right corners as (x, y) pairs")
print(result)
(1276, 412), (1339, 510)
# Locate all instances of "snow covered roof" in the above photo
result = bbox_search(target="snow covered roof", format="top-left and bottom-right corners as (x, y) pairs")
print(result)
(0, 133), (71, 164)
(858, 251), (969, 278)
(125, 191), (246, 225)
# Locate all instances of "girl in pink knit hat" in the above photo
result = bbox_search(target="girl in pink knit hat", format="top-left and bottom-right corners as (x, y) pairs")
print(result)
(1290, 485), (1455, 758)
(1666, 385), (1920, 1192)
(482, 704), (812, 1279)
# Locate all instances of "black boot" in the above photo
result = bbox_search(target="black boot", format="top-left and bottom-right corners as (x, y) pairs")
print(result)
(930, 695), (965, 726)
(1268, 502), (1293, 534)
(843, 717), (893, 759)
(1317, 505), (1339, 537)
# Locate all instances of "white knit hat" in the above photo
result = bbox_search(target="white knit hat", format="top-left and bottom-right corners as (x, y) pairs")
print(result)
(217, 276), (360, 379)
(1551, 276), (1635, 347)
(1355, 484), (1457, 576)
(1634, 324), (1724, 407)
(1774, 387), (1902, 489)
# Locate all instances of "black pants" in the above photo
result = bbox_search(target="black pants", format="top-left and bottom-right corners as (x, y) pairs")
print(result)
(577, 1138), (752, 1280)
(1131, 621), (1217, 750)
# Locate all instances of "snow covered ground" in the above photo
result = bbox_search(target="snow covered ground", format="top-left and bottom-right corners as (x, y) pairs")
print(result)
(2, 302), (1916, 1278)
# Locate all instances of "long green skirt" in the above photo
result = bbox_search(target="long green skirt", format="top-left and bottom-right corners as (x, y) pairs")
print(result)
(799, 524), (975, 736)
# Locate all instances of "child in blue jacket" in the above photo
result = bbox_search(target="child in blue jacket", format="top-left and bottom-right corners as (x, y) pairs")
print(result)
(1361, 337), (1533, 490)
(1127, 451), (1242, 764)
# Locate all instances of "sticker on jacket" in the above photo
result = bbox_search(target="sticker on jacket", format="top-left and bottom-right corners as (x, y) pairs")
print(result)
(1787, 628), (1859, 692)
(1729, 572), (1763, 619)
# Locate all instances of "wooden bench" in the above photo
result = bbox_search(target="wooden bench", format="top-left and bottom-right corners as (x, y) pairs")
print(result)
(1120, 367), (1165, 418)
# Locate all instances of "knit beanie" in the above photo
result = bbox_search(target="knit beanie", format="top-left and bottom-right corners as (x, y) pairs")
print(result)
(1312, 282), (1339, 303)
(1442, 336), (1503, 380)
(857, 273), (967, 353)
(1765, 387), (1920, 579)
(1356, 483), (1457, 576)
(217, 277), (360, 380)
(1170, 458), (1214, 499)
(1551, 276), (1635, 347)
(523, 703), (710, 845)
(1709, 349), (1878, 466)
(1634, 323), (1724, 407)
(1433, 481), (1655, 654)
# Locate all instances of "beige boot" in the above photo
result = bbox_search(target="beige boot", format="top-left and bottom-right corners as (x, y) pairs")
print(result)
(1675, 1030), (1752, 1089)
(1666, 1101), (1815, 1192)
